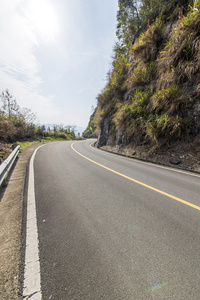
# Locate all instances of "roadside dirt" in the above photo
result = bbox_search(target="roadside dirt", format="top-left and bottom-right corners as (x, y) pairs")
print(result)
(0, 143), (41, 300)
(100, 138), (200, 173)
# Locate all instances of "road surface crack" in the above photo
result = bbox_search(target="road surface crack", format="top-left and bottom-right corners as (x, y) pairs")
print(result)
(23, 290), (41, 299)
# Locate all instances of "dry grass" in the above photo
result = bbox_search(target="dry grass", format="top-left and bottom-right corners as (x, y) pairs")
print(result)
(158, 2), (200, 88)
(95, 2), (200, 147)
(129, 18), (164, 62)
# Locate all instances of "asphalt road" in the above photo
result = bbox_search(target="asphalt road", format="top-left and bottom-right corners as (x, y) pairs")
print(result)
(29, 139), (200, 299)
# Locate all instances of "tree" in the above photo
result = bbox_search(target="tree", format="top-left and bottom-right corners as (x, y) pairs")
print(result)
(0, 90), (38, 141)
(139, 0), (193, 27)
(19, 107), (37, 124)
(116, 0), (140, 56)
(0, 89), (19, 117)
(116, 0), (193, 57)
(0, 119), (16, 142)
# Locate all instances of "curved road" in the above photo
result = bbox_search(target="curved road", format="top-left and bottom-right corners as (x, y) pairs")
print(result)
(24, 140), (200, 299)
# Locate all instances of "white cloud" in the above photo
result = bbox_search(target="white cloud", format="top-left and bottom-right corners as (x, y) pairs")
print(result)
(0, 0), (118, 128)
(0, 67), (60, 123)
(0, 0), (60, 123)
(19, 0), (60, 43)
(0, 1), (39, 79)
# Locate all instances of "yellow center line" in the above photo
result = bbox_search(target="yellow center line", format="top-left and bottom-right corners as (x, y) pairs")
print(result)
(71, 143), (200, 211)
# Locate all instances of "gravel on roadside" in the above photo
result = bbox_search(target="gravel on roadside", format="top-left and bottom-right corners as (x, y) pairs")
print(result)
(0, 143), (42, 300)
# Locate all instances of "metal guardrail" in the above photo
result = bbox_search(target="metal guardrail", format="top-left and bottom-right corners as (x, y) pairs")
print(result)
(0, 145), (20, 187)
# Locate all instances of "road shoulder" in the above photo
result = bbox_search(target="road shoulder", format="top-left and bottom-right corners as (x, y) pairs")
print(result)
(98, 143), (200, 174)
(0, 143), (42, 300)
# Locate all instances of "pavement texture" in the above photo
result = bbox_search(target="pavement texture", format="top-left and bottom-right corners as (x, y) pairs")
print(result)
(0, 140), (199, 299)
(34, 141), (200, 299)
(0, 143), (41, 300)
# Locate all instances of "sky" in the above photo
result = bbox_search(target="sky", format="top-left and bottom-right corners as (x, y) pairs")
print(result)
(0, 0), (118, 133)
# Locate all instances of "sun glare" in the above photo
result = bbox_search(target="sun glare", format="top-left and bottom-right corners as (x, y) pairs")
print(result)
(26, 0), (59, 42)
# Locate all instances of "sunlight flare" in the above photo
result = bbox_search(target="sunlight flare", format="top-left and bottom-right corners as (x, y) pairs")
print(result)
(24, 0), (59, 42)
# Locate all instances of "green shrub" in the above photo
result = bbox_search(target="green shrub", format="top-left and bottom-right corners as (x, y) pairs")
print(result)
(150, 85), (186, 113)
(146, 113), (189, 143)
(126, 62), (156, 89)
(114, 88), (153, 136)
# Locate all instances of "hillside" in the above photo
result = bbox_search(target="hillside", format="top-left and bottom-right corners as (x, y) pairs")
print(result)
(85, 0), (200, 171)
(82, 108), (97, 138)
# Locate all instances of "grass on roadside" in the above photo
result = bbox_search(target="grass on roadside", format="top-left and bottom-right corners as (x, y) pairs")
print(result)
(18, 138), (62, 150)
(18, 140), (40, 150)
(18, 136), (85, 151)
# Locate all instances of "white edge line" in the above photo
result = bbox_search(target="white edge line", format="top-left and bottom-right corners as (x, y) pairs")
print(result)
(23, 146), (44, 299)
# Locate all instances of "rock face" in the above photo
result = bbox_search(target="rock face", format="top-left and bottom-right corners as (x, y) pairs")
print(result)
(97, 122), (131, 148)
(170, 157), (182, 165)
(192, 99), (200, 135)
(97, 117), (110, 147)
(97, 95), (200, 150)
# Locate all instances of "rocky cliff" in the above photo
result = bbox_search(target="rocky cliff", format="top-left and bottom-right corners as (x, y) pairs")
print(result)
(95, 1), (200, 157)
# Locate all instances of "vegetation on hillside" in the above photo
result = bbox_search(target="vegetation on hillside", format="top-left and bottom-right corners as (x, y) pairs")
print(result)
(92, 0), (200, 148)
(82, 107), (97, 138)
